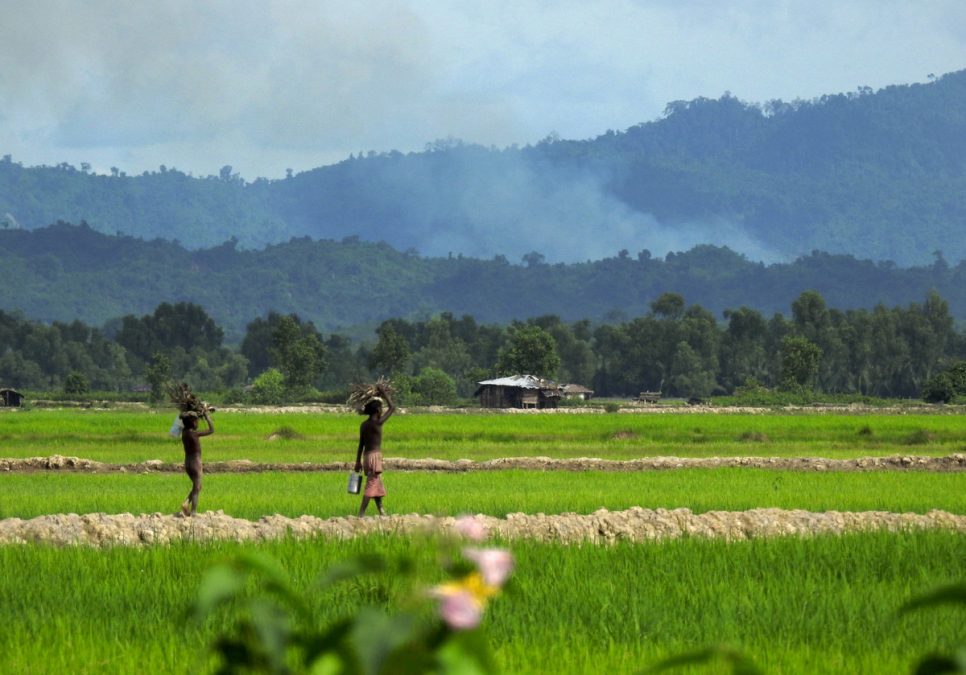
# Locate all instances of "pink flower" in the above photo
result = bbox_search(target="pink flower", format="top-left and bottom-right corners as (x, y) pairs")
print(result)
(463, 548), (514, 587)
(433, 585), (483, 630)
(453, 515), (487, 541)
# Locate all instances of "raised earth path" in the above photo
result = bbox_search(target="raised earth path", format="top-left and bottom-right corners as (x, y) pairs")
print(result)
(2, 454), (965, 473)
(1, 507), (963, 546)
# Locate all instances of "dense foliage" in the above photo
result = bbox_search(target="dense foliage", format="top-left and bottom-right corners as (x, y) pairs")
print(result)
(2, 70), (965, 265)
(3, 223), (966, 343)
(1, 287), (963, 400)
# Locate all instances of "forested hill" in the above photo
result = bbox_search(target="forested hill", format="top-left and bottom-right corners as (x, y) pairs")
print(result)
(2, 223), (964, 340)
(2, 70), (965, 266)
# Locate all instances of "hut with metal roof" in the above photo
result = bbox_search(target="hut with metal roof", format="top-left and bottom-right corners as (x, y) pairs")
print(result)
(474, 374), (561, 409)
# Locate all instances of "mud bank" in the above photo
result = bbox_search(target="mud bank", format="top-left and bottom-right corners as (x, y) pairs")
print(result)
(2, 454), (964, 474)
(1, 507), (963, 547)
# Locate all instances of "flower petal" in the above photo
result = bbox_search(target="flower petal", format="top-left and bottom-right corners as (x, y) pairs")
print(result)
(463, 548), (514, 587)
(453, 515), (488, 541)
(434, 589), (483, 630)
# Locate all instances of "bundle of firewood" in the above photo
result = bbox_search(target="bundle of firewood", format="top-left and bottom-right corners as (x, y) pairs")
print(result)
(347, 376), (394, 413)
(167, 382), (214, 417)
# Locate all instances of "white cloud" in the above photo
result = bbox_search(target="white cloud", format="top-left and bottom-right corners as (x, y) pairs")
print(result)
(0, 0), (962, 178)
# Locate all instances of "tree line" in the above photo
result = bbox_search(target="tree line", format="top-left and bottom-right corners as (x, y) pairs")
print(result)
(3, 223), (966, 342)
(2, 291), (964, 403)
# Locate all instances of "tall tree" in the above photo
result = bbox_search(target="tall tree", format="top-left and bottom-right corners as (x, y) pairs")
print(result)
(496, 324), (561, 378)
(779, 336), (822, 392)
(271, 315), (327, 390)
(368, 323), (411, 376)
(145, 351), (171, 402)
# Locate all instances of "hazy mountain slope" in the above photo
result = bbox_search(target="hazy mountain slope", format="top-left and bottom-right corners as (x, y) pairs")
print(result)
(2, 70), (964, 265)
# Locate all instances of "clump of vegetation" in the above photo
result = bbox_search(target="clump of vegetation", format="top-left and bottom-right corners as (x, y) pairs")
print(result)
(62, 371), (89, 396)
(603, 402), (621, 413)
(738, 431), (770, 443)
(266, 426), (304, 441)
(729, 380), (807, 406)
(191, 521), (512, 674)
(857, 425), (874, 437)
(557, 397), (588, 408)
(249, 369), (285, 405)
(922, 361), (966, 403)
(904, 429), (935, 445)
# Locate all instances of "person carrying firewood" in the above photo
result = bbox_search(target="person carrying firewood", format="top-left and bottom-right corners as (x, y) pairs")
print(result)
(169, 383), (214, 516)
(179, 410), (213, 516)
(350, 379), (395, 517)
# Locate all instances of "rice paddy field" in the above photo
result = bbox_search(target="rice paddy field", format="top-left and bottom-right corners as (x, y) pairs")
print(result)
(1, 406), (964, 674)
(3, 469), (966, 519)
(1, 406), (964, 463)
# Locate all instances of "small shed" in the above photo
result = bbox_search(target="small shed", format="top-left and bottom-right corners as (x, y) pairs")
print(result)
(475, 374), (562, 409)
(0, 388), (24, 407)
(560, 384), (594, 401)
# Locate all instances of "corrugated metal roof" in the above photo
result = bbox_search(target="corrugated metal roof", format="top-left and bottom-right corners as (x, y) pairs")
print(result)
(476, 374), (557, 389)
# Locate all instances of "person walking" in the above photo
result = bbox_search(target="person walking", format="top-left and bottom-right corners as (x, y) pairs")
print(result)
(179, 410), (213, 516)
(354, 392), (394, 516)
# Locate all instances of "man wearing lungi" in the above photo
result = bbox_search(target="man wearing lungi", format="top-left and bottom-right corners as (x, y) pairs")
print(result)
(354, 391), (395, 516)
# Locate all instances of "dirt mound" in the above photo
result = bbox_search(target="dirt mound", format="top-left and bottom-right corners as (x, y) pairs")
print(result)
(2, 454), (964, 474)
(1, 507), (962, 547)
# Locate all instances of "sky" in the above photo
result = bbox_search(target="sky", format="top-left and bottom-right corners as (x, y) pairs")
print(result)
(1, 0), (964, 180)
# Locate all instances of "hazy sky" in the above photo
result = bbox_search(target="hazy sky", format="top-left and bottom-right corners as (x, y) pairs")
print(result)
(2, 0), (964, 179)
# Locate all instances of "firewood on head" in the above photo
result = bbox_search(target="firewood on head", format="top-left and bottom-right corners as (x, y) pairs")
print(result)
(347, 376), (395, 414)
(167, 382), (214, 417)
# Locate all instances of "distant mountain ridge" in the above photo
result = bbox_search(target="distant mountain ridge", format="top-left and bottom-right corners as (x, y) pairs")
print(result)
(2, 223), (964, 340)
(1, 70), (965, 265)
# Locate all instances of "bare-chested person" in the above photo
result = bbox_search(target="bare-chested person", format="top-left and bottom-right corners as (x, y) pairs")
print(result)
(180, 411), (213, 516)
(354, 393), (395, 517)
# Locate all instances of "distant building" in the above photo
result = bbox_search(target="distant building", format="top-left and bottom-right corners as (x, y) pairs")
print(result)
(560, 383), (594, 400)
(0, 388), (24, 407)
(475, 374), (562, 409)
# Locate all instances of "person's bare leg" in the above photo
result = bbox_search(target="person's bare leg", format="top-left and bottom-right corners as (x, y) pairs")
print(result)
(188, 475), (202, 516)
(358, 496), (370, 517)
(374, 497), (385, 516)
(185, 461), (202, 516)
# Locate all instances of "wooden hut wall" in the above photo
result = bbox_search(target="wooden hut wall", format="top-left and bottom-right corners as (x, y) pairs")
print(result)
(479, 385), (515, 408)
(538, 391), (559, 409)
(1, 390), (23, 407)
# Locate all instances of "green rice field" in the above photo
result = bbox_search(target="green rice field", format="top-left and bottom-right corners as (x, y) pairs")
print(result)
(1, 407), (964, 463)
(0, 533), (963, 675)
(2, 407), (964, 674)
(2, 469), (965, 520)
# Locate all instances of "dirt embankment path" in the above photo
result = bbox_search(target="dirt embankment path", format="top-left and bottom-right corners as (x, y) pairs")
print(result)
(1, 507), (963, 547)
(2, 454), (964, 474)
(5, 455), (963, 545)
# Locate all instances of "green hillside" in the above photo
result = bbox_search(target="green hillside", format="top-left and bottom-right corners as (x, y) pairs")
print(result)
(2, 223), (964, 340)
(2, 70), (965, 265)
